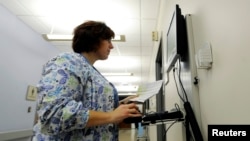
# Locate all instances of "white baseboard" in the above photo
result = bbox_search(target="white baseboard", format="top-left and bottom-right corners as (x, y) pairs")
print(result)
(0, 129), (33, 141)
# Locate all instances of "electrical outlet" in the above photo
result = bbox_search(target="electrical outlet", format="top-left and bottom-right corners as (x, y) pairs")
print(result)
(26, 85), (37, 101)
(27, 106), (32, 113)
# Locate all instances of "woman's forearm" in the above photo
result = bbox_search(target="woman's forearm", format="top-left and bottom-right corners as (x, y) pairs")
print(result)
(86, 110), (113, 127)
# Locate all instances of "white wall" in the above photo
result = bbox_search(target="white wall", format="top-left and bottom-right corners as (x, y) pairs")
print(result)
(1, 0), (250, 140)
(0, 4), (60, 141)
(148, 0), (250, 141)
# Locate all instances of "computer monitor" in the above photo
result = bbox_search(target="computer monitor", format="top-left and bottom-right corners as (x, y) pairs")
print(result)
(166, 4), (188, 73)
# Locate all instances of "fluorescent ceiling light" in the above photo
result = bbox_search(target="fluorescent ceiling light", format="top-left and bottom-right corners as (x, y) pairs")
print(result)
(44, 34), (73, 41)
(104, 76), (140, 84)
(43, 34), (125, 41)
(102, 73), (133, 76)
(115, 85), (138, 93)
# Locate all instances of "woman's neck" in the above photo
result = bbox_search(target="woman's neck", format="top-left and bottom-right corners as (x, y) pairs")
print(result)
(81, 52), (97, 65)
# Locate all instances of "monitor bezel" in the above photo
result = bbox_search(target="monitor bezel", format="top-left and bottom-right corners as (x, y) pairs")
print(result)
(166, 4), (188, 73)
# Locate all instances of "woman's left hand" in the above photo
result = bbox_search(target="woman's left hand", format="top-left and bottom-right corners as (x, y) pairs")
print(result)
(119, 95), (138, 104)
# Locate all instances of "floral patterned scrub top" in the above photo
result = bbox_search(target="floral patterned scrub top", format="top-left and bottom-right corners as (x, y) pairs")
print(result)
(33, 52), (119, 141)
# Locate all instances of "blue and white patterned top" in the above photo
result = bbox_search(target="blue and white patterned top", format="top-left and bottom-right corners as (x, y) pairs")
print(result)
(33, 52), (119, 141)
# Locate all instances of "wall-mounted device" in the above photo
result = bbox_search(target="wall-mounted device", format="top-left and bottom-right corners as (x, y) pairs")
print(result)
(195, 42), (213, 69)
(165, 5), (204, 141)
(166, 4), (188, 73)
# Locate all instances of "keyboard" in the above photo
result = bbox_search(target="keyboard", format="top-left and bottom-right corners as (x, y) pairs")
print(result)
(123, 110), (183, 124)
(123, 116), (142, 123)
(142, 110), (183, 122)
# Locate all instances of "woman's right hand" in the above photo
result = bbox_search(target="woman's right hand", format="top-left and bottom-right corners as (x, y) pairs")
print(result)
(110, 103), (142, 124)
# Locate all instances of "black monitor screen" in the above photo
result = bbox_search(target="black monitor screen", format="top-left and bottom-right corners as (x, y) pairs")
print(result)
(167, 11), (177, 64)
(166, 4), (187, 73)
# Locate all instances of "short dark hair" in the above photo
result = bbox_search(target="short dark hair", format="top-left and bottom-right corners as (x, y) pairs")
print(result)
(72, 20), (115, 53)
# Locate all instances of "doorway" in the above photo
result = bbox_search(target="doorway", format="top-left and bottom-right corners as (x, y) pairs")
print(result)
(155, 39), (165, 141)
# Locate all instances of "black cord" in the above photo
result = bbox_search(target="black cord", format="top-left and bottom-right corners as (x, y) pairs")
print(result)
(173, 67), (185, 102)
(163, 120), (178, 139)
(166, 120), (178, 133)
(177, 59), (189, 102)
(172, 59), (189, 103)
(163, 103), (181, 139)
(174, 103), (181, 111)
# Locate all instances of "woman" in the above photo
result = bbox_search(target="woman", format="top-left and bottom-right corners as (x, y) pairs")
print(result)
(33, 20), (141, 141)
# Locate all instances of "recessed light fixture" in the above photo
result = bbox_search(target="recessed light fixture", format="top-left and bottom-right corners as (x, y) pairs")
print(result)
(43, 34), (125, 41)
(115, 85), (138, 93)
(43, 34), (73, 41)
(102, 73), (133, 76)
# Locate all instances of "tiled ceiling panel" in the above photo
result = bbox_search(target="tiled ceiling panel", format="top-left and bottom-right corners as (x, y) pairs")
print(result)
(0, 0), (160, 89)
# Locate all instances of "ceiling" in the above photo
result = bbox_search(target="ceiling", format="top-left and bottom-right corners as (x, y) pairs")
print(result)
(0, 0), (160, 93)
